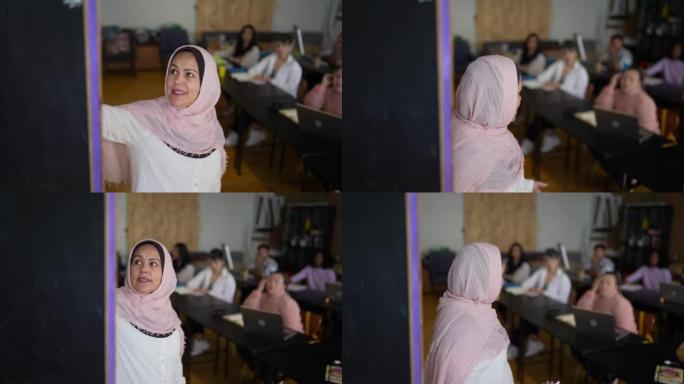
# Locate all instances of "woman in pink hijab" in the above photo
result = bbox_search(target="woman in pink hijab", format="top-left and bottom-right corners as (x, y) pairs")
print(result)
(453, 55), (546, 192)
(424, 243), (513, 384)
(103, 45), (227, 192)
(116, 239), (185, 384)
(595, 69), (660, 135)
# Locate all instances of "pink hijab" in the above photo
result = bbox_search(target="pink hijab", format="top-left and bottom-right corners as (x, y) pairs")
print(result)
(116, 239), (184, 355)
(103, 45), (227, 184)
(424, 243), (509, 384)
(452, 55), (524, 192)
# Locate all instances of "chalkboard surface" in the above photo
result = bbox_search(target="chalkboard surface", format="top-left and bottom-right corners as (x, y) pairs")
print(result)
(344, 0), (441, 191)
(0, 193), (104, 383)
(343, 194), (411, 383)
(0, 1), (92, 191)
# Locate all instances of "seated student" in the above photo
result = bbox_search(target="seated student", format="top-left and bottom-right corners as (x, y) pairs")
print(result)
(600, 34), (634, 73)
(424, 243), (513, 384)
(252, 244), (278, 279)
(242, 273), (304, 332)
(248, 34), (302, 98)
(520, 41), (589, 154)
(515, 33), (546, 77)
(116, 240), (185, 384)
(303, 66), (342, 116)
(290, 250), (337, 291)
(452, 55), (546, 192)
(171, 242), (194, 284)
(645, 41), (684, 87)
(576, 272), (638, 333)
(584, 244), (616, 279)
(594, 68), (660, 135)
(102, 45), (226, 192)
(521, 248), (572, 303)
(503, 242), (531, 285)
(225, 24), (260, 69)
(624, 249), (672, 291)
(186, 248), (236, 356)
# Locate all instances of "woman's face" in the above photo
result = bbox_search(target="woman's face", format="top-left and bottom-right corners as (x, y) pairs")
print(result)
(650, 252), (660, 267)
(266, 273), (286, 295)
(527, 36), (539, 52)
(545, 256), (560, 273)
(314, 252), (324, 267)
(333, 68), (342, 94)
(276, 41), (293, 58)
(130, 244), (163, 294)
(620, 70), (641, 93)
(166, 52), (201, 109)
(242, 28), (254, 46)
(563, 48), (578, 65)
(210, 258), (225, 274)
(510, 245), (522, 262)
(597, 274), (618, 298)
(673, 43), (683, 59)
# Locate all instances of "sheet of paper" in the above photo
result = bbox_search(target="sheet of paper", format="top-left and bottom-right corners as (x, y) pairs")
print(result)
(174, 286), (192, 295)
(230, 72), (253, 82)
(645, 77), (664, 86)
(555, 313), (576, 328)
(279, 108), (299, 124)
(287, 283), (307, 292)
(523, 80), (543, 89)
(505, 286), (527, 295)
(574, 110), (597, 128)
(620, 283), (643, 292)
(223, 313), (244, 327)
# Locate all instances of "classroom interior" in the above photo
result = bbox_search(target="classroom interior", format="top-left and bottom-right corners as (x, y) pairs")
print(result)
(112, 192), (342, 383)
(451, 0), (684, 192)
(419, 193), (684, 383)
(101, 0), (342, 193)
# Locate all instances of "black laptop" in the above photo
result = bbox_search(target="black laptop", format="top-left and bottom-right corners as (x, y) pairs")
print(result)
(660, 283), (684, 306)
(296, 103), (342, 155)
(241, 307), (298, 341)
(594, 109), (653, 154)
(573, 308), (630, 341)
(325, 282), (343, 303)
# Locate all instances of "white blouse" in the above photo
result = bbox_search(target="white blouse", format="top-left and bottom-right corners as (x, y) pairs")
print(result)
(227, 44), (260, 69)
(536, 60), (589, 99)
(521, 267), (572, 303)
(102, 105), (222, 192)
(115, 314), (185, 384)
(464, 347), (514, 384)
(176, 264), (195, 285)
(186, 268), (236, 303)
(248, 54), (303, 97)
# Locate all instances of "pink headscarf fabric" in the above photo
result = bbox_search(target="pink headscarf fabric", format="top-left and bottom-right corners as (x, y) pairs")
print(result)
(103, 45), (227, 184)
(452, 55), (525, 192)
(116, 239), (184, 356)
(424, 243), (510, 384)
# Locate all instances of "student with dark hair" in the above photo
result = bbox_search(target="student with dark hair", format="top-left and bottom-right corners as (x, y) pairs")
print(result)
(601, 34), (634, 72)
(645, 41), (684, 87)
(253, 244), (278, 279)
(303, 65), (342, 116)
(503, 242), (530, 284)
(584, 244), (616, 278)
(595, 68), (660, 135)
(248, 33), (302, 97)
(577, 272), (637, 333)
(170, 242), (194, 284)
(624, 249), (672, 291)
(290, 250), (337, 291)
(521, 248), (571, 303)
(226, 24), (260, 69)
(520, 41), (589, 154)
(516, 33), (546, 77)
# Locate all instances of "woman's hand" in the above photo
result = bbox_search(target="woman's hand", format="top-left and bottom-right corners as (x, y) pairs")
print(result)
(528, 287), (543, 294)
(609, 73), (621, 89)
(543, 82), (561, 90)
(258, 278), (267, 292)
(321, 74), (333, 88)
(533, 181), (548, 192)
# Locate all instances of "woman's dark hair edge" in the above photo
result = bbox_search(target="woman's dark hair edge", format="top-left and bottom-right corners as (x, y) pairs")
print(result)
(234, 24), (258, 57)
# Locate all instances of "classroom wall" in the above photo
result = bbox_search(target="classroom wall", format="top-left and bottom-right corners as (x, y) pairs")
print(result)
(101, 0), (333, 42)
(197, 194), (255, 254)
(451, 0), (607, 48)
(418, 193), (595, 255)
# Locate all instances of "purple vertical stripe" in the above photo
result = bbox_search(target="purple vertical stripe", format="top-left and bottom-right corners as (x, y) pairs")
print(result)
(439, 0), (453, 191)
(86, 0), (102, 191)
(407, 193), (422, 383)
(106, 193), (116, 384)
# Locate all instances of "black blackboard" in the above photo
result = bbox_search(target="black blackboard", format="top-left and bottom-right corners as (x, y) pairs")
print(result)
(0, 193), (104, 383)
(343, 194), (411, 383)
(0, 0), (92, 191)
(344, 0), (442, 191)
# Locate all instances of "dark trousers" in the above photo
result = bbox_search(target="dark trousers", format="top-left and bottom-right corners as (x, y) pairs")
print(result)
(525, 115), (551, 141)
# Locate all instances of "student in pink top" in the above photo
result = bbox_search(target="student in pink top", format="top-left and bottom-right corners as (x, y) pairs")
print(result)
(645, 41), (684, 87)
(303, 66), (342, 116)
(290, 250), (337, 292)
(576, 272), (638, 333)
(242, 273), (304, 332)
(594, 69), (660, 135)
(625, 249), (672, 291)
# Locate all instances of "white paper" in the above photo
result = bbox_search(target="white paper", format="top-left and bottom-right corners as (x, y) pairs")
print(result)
(523, 80), (543, 89)
(555, 313), (576, 328)
(287, 283), (307, 292)
(174, 286), (192, 295)
(223, 313), (244, 327)
(574, 110), (597, 128)
(644, 77), (664, 86)
(279, 108), (299, 124)
(620, 283), (643, 292)
(230, 72), (254, 82)
(505, 287), (527, 295)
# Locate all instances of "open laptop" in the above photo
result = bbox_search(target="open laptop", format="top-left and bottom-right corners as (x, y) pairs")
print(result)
(325, 282), (342, 303)
(296, 103), (342, 154)
(660, 283), (684, 306)
(595, 109), (641, 143)
(573, 308), (630, 341)
(241, 307), (298, 341)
